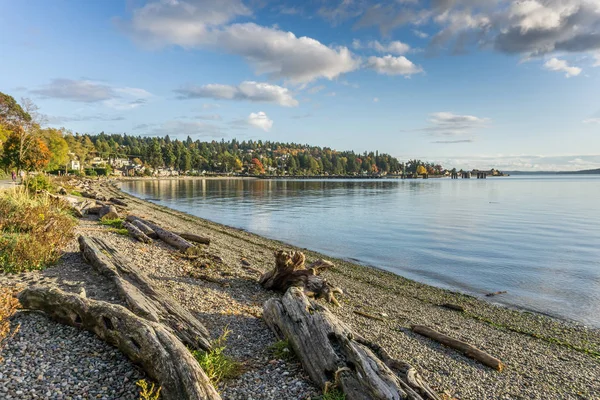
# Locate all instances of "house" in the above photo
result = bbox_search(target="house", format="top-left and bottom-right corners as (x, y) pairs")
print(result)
(69, 159), (80, 170)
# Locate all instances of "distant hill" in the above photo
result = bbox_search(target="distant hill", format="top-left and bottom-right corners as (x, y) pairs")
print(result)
(505, 169), (600, 175)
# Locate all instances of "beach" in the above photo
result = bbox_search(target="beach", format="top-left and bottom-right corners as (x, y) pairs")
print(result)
(2, 178), (599, 399)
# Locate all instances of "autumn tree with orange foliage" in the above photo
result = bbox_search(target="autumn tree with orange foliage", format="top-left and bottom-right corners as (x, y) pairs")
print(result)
(250, 158), (265, 175)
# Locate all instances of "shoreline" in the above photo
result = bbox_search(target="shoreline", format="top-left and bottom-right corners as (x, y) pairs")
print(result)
(3, 178), (599, 399)
(118, 178), (596, 330)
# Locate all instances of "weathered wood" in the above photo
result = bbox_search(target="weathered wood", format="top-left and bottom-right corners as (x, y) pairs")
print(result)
(87, 206), (102, 215)
(78, 236), (211, 351)
(125, 216), (159, 239)
(259, 250), (342, 305)
(485, 291), (507, 297)
(109, 197), (128, 207)
(123, 221), (153, 243)
(128, 216), (201, 256)
(263, 287), (440, 400)
(439, 303), (465, 312)
(411, 325), (504, 371)
(177, 232), (211, 246)
(354, 310), (386, 322)
(98, 205), (119, 220)
(18, 286), (220, 400)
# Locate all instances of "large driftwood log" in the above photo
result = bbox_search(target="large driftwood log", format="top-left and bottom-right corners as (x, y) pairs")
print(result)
(177, 233), (211, 246)
(18, 286), (221, 400)
(122, 221), (153, 243)
(98, 205), (119, 220)
(259, 251), (342, 305)
(78, 236), (211, 351)
(125, 216), (159, 239)
(263, 288), (440, 400)
(411, 325), (504, 372)
(127, 216), (201, 256)
(109, 197), (128, 207)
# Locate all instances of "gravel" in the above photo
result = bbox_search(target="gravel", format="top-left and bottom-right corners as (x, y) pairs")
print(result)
(0, 312), (144, 400)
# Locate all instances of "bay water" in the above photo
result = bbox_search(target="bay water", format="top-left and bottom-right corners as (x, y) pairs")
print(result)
(120, 176), (600, 327)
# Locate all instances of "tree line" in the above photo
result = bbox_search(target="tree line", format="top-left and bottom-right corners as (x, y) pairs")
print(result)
(1, 92), (447, 176)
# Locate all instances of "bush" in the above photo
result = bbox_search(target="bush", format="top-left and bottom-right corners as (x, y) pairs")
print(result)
(0, 287), (20, 362)
(136, 379), (161, 400)
(191, 327), (242, 387)
(23, 174), (54, 192)
(0, 188), (77, 272)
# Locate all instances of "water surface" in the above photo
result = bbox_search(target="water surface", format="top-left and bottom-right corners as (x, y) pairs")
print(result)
(121, 176), (600, 327)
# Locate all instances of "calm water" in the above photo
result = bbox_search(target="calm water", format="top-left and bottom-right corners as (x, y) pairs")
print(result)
(121, 176), (600, 327)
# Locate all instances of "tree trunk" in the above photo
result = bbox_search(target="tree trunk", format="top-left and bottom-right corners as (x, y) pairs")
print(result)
(125, 216), (159, 239)
(122, 221), (153, 243)
(177, 233), (211, 246)
(263, 287), (440, 400)
(411, 325), (504, 371)
(78, 236), (211, 351)
(259, 250), (342, 305)
(18, 286), (221, 400)
(127, 216), (201, 256)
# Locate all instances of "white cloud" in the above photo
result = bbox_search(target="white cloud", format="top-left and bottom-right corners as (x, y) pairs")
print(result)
(247, 111), (273, 131)
(583, 118), (600, 124)
(176, 81), (298, 107)
(366, 55), (423, 76)
(119, 1), (359, 84)
(31, 79), (152, 109)
(417, 111), (490, 138)
(136, 120), (225, 137)
(32, 79), (115, 102)
(413, 29), (429, 39)
(543, 58), (582, 77)
(373, 97), (379, 102)
(369, 40), (411, 55)
(593, 53), (600, 67)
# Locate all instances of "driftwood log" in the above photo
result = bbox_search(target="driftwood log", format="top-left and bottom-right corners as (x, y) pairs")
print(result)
(177, 233), (211, 246)
(411, 325), (504, 371)
(98, 205), (119, 220)
(127, 216), (201, 256)
(122, 221), (153, 243)
(263, 287), (440, 400)
(259, 251), (342, 305)
(79, 236), (211, 351)
(109, 197), (128, 207)
(18, 286), (221, 400)
(125, 216), (159, 239)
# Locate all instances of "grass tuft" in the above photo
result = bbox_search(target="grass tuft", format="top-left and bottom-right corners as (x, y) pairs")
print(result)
(269, 339), (296, 361)
(100, 218), (124, 229)
(318, 389), (346, 400)
(136, 379), (161, 400)
(0, 187), (76, 273)
(191, 327), (242, 387)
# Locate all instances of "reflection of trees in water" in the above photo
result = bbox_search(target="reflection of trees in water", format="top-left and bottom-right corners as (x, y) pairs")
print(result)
(128, 179), (435, 204)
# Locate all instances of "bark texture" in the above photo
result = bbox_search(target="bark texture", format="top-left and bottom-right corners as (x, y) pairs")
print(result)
(259, 250), (342, 305)
(263, 287), (440, 400)
(78, 235), (211, 351)
(18, 286), (221, 400)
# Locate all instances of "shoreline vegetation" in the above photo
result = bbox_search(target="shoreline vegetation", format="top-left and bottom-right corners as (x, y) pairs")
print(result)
(2, 176), (598, 399)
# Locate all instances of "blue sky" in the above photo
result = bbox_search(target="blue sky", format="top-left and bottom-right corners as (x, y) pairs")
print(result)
(1, 0), (599, 170)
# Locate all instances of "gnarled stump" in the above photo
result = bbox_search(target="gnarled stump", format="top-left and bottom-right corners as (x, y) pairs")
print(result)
(259, 251), (342, 305)
(127, 216), (201, 256)
(78, 236), (211, 351)
(18, 286), (220, 400)
(263, 288), (440, 400)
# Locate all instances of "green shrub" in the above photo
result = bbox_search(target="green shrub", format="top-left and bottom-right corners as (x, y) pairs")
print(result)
(0, 188), (76, 272)
(191, 327), (242, 386)
(320, 389), (346, 400)
(23, 174), (54, 192)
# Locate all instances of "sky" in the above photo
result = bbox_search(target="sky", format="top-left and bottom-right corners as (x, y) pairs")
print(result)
(0, 0), (599, 171)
